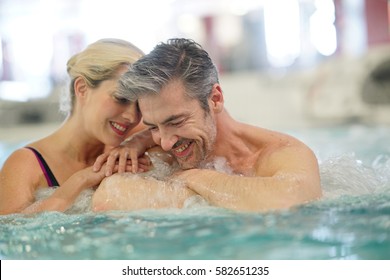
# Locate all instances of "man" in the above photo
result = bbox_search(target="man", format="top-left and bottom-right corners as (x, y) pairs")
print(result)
(92, 38), (322, 212)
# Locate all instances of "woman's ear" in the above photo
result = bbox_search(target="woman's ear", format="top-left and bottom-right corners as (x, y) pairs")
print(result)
(74, 77), (88, 99)
(209, 83), (224, 113)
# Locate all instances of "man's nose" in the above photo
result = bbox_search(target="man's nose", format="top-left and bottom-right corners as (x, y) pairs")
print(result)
(154, 129), (178, 151)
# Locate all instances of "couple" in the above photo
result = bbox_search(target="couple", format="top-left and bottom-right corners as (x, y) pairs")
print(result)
(92, 38), (322, 212)
(0, 38), (321, 214)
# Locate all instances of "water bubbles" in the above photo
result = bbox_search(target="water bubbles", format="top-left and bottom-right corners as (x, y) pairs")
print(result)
(55, 226), (66, 234)
(201, 156), (234, 174)
(319, 153), (388, 199)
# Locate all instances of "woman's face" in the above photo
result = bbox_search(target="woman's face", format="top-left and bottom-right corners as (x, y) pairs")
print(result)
(82, 67), (141, 147)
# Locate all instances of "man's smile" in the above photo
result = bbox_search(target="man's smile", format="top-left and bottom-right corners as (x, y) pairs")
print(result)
(172, 140), (194, 158)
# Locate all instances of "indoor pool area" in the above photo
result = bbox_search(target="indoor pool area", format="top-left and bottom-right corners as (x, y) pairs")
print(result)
(1, 122), (389, 260)
(1, 0), (390, 263)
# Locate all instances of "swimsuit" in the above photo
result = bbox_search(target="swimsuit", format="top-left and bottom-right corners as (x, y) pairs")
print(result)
(25, 147), (59, 187)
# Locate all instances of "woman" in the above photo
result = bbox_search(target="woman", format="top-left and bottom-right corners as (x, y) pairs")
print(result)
(0, 38), (148, 214)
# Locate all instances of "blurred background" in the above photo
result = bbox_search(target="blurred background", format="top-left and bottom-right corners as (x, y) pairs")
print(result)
(0, 0), (390, 142)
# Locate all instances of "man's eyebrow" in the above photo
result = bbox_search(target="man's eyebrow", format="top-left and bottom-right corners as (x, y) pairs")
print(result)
(143, 114), (185, 126)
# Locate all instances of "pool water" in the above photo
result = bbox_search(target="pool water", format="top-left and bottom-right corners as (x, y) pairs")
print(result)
(0, 124), (389, 259)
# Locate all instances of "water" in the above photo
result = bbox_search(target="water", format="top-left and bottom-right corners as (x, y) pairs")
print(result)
(1, 123), (390, 259)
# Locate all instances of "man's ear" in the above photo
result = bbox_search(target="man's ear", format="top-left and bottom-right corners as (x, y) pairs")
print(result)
(74, 77), (88, 99)
(209, 83), (224, 113)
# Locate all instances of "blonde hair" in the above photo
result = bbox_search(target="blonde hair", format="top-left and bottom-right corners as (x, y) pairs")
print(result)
(61, 38), (144, 115)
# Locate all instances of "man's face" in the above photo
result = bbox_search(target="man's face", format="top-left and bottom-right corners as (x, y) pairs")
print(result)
(139, 80), (217, 169)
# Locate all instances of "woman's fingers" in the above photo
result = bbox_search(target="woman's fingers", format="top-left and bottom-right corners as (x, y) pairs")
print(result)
(138, 157), (152, 171)
(117, 151), (129, 174)
(93, 153), (109, 172)
(94, 148), (153, 176)
(128, 149), (139, 173)
(104, 151), (120, 176)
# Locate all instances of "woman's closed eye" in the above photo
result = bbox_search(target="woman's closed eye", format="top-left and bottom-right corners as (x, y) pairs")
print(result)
(113, 95), (130, 104)
(148, 125), (159, 132)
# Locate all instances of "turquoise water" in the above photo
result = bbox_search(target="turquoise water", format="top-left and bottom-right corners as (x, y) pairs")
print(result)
(0, 124), (389, 259)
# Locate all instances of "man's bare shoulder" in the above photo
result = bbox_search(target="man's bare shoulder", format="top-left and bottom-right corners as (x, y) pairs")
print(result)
(239, 123), (306, 151)
(243, 125), (318, 175)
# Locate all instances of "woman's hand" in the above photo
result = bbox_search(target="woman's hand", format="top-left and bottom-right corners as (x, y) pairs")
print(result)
(93, 146), (152, 176)
(73, 165), (110, 189)
(93, 129), (156, 176)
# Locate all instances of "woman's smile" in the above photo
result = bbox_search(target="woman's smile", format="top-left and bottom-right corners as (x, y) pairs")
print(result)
(110, 121), (128, 136)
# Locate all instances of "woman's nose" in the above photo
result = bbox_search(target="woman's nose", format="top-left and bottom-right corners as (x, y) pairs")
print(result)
(122, 104), (141, 124)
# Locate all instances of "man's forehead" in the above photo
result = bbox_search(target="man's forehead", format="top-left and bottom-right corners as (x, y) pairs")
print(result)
(138, 94), (180, 113)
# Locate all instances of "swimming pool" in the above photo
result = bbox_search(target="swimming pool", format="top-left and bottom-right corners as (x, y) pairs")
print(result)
(0, 123), (389, 259)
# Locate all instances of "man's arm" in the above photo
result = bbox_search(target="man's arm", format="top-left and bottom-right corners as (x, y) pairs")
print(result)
(92, 173), (197, 211)
(174, 146), (322, 212)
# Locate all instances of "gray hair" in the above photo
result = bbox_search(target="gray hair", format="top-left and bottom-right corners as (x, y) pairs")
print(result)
(117, 38), (219, 112)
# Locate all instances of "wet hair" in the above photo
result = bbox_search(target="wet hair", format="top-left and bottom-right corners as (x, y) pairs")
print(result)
(117, 38), (219, 112)
(61, 38), (144, 115)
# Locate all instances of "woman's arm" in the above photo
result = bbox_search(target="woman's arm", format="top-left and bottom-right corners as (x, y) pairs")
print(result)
(0, 149), (40, 214)
(0, 149), (109, 215)
(20, 166), (108, 214)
